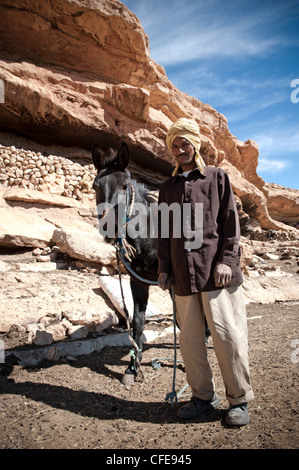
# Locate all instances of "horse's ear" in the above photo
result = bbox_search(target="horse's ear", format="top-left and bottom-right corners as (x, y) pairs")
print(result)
(92, 143), (105, 171)
(117, 142), (130, 170)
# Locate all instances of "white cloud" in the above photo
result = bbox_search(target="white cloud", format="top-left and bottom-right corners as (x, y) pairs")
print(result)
(168, 65), (289, 121)
(151, 29), (280, 66)
(252, 125), (299, 157)
(123, 0), (299, 68)
(257, 158), (290, 174)
(124, 0), (294, 66)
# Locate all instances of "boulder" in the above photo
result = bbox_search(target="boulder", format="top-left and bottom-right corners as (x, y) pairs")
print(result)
(242, 275), (299, 304)
(3, 187), (80, 208)
(0, 206), (56, 248)
(263, 183), (299, 226)
(63, 308), (119, 333)
(98, 274), (163, 321)
(51, 227), (116, 266)
(33, 329), (53, 346)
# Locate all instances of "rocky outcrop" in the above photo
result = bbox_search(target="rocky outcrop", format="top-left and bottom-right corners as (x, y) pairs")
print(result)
(0, 205), (56, 248)
(0, 0), (298, 231)
(263, 183), (299, 226)
(0, 183), (117, 266)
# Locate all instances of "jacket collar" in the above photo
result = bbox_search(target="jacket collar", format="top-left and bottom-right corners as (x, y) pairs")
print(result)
(170, 166), (206, 185)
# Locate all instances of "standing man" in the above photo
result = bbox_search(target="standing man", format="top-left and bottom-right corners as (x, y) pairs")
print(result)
(158, 118), (254, 426)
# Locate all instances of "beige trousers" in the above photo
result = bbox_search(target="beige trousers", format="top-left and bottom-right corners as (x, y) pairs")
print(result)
(175, 286), (254, 406)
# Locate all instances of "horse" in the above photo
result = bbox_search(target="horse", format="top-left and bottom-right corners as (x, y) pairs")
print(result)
(92, 141), (159, 384)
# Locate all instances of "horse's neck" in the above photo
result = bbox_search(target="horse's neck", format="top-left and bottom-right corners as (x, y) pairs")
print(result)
(130, 179), (146, 205)
(131, 179), (158, 205)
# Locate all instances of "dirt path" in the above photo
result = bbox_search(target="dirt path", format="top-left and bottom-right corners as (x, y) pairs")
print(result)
(0, 299), (298, 450)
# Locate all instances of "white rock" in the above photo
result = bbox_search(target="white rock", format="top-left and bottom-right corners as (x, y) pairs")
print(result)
(98, 275), (162, 321)
(46, 323), (67, 341)
(3, 187), (80, 207)
(63, 308), (118, 332)
(52, 228), (116, 265)
(67, 324), (88, 340)
(263, 252), (280, 260)
(0, 206), (55, 248)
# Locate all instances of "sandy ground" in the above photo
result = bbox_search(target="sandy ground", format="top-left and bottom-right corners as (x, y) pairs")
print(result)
(0, 307), (298, 450)
(0, 249), (298, 452)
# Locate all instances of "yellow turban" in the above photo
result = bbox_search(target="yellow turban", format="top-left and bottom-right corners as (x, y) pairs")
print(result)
(166, 118), (205, 176)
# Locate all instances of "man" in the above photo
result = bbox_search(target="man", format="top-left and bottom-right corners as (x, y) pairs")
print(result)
(158, 118), (254, 426)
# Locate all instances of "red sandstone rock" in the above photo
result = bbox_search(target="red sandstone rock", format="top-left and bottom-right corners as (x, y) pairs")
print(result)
(0, 0), (298, 230)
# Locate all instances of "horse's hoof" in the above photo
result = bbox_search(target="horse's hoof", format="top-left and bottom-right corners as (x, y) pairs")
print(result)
(134, 372), (144, 382)
(121, 373), (135, 386)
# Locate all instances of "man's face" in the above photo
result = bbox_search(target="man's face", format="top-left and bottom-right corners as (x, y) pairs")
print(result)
(171, 137), (196, 170)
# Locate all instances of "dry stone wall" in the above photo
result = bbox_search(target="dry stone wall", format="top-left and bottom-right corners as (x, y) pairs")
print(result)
(0, 144), (97, 201)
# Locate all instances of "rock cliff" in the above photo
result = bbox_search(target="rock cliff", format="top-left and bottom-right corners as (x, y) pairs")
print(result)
(0, 0), (298, 232)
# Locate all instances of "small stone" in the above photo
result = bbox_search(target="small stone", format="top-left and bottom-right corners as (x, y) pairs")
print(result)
(34, 330), (53, 346)
(36, 254), (51, 262)
(65, 355), (76, 362)
(45, 346), (60, 361)
(32, 248), (42, 256)
(67, 325), (88, 340)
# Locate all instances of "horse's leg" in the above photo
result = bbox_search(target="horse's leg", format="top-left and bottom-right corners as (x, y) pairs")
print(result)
(121, 278), (149, 385)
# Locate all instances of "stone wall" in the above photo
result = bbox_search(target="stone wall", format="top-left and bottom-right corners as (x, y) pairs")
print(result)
(0, 144), (96, 201)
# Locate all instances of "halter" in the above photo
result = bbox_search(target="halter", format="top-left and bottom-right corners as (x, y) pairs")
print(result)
(115, 179), (137, 262)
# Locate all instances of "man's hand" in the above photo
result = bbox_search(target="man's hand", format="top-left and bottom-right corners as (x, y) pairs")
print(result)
(158, 272), (172, 290)
(213, 263), (232, 287)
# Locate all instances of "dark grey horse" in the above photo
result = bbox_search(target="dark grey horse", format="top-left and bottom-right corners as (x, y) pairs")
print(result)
(92, 142), (158, 384)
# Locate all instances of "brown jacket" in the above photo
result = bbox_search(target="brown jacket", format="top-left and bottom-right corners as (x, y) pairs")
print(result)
(157, 166), (243, 295)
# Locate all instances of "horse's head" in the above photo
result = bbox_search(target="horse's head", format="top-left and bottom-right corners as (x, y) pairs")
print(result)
(92, 142), (130, 243)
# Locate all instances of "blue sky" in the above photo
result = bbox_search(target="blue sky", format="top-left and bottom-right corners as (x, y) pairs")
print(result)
(121, 0), (299, 190)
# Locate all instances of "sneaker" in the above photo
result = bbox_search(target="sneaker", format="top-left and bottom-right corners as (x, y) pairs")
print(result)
(225, 403), (249, 426)
(177, 395), (220, 419)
